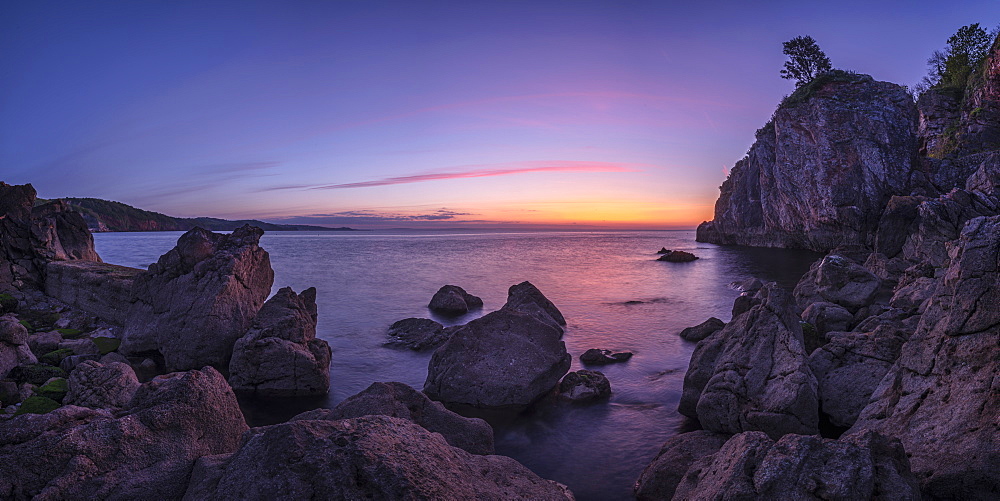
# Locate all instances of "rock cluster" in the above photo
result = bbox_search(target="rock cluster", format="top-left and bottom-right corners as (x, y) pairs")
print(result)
(120, 225), (274, 371)
(228, 287), (331, 397)
(424, 281), (570, 409)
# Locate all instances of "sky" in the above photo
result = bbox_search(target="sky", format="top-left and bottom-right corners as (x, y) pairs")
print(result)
(2, 1), (998, 229)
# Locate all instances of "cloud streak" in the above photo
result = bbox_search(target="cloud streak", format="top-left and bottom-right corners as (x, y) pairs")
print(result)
(268, 160), (642, 191)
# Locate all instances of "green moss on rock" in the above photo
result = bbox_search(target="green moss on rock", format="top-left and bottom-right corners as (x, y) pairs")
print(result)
(39, 348), (75, 366)
(93, 337), (121, 355)
(0, 293), (17, 314)
(13, 396), (61, 416)
(57, 328), (84, 338)
(8, 364), (67, 386)
(36, 378), (68, 403)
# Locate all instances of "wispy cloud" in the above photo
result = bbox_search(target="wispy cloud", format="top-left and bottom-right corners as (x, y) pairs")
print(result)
(266, 160), (642, 191)
(274, 208), (477, 225)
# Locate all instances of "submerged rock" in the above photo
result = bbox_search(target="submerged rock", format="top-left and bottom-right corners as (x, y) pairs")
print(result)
(120, 226), (274, 372)
(229, 287), (331, 397)
(428, 285), (483, 315)
(558, 370), (611, 402)
(579, 348), (632, 365)
(678, 317), (725, 342)
(384, 317), (454, 351)
(0, 367), (248, 499)
(680, 284), (818, 439)
(183, 415), (573, 501)
(293, 381), (494, 455)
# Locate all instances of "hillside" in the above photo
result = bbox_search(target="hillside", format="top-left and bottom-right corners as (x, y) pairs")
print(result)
(43, 197), (356, 233)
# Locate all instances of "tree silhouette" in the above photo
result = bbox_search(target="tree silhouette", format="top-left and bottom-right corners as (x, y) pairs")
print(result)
(780, 36), (832, 87)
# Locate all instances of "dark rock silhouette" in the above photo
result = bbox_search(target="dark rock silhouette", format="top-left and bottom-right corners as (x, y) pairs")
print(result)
(384, 317), (455, 351)
(656, 250), (698, 262)
(428, 285), (483, 315)
(579, 348), (632, 364)
(558, 369), (611, 402)
(678, 317), (725, 342)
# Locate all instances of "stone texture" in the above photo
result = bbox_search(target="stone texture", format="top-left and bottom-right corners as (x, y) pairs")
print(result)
(182, 415), (573, 501)
(847, 216), (1000, 499)
(697, 73), (919, 252)
(428, 285), (483, 315)
(671, 431), (920, 500)
(64, 360), (140, 410)
(501, 281), (567, 327)
(889, 276), (938, 312)
(793, 253), (881, 311)
(120, 225), (274, 371)
(45, 261), (142, 326)
(27, 330), (63, 358)
(680, 284), (818, 439)
(228, 287), (331, 397)
(678, 317), (725, 342)
(384, 317), (453, 351)
(0, 367), (248, 499)
(558, 370), (611, 402)
(292, 381), (494, 455)
(0, 315), (37, 379)
(633, 430), (730, 501)
(579, 348), (633, 364)
(801, 301), (854, 338)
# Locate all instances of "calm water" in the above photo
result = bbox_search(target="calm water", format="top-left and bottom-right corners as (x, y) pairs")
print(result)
(94, 229), (818, 500)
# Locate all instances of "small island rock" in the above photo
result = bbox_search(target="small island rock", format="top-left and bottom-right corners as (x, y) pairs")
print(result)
(657, 250), (699, 262)
(428, 285), (483, 315)
(558, 370), (611, 402)
(579, 348), (633, 365)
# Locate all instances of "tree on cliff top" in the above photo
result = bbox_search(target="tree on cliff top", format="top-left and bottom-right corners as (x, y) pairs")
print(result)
(916, 23), (996, 95)
(780, 36), (832, 87)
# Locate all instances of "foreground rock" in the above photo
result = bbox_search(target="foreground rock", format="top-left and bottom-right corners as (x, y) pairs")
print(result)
(229, 287), (331, 397)
(793, 253), (881, 312)
(634, 431), (730, 501)
(667, 431), (920, 500)
(384, 317), (454, 351)
(0, 367), (247, 499)
(579, 348), (632, 365)
(0, 315), (37, 378)
(120, 226), (274, 371)
(680, 284), (818, 438)
(428, 285), (483, 315)
(846, 216), (1000, 498)
(183, 415), (572, 500)
(425, 282), (570, 409)
(656, 250), (698, 262)
(558, 370), (611, 402)
(678, 317), (725, 342)
(63, 360), (140, 410)
(292, 381), (494, 455)
(696, 72), (919, 252)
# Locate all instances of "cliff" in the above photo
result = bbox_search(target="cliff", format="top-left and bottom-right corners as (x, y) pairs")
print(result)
(51, 198), (355, 233)
(698, 35), (1000, 252)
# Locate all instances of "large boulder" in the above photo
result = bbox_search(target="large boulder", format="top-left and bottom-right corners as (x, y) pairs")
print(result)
(63, 360), (140, 410)
(120, 226), (274, 371)
(672, 431), (920, 500)
(0, 367), (248, 499)
(228, 287), (330, 397)
(0, 315), (36, 378)
(697, 72), (919, 252)
(633, 431), (731, 501)
(428, 285), (483, 315)
(793, 253), (881, 311)
(424, 282), (570, 409)
(183, 415), (573, 500)
(680, 284), (819, 439)
(846, 216), (1000, 499)
(292, 381), (494, 455)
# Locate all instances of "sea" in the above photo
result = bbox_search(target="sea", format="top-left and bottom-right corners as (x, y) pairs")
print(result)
(93, 229), (820, 500)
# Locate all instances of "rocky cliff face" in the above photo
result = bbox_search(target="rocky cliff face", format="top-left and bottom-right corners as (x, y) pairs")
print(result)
(697, 72), (919, 252)
(0, 182), (100, 292)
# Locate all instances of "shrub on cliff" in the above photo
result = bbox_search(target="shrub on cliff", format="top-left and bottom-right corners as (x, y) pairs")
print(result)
(916, 23), (996, 96)
(780, 36), (832, 87)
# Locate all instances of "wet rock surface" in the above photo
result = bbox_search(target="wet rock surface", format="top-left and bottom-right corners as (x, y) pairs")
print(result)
(229, 287), (331, 397)
(120, 226), (274, 372)
(678, 317), (725, 342)
(558, 370), (611, 402)
(183, 415), (572, 501)
(579, 348), (633, 365)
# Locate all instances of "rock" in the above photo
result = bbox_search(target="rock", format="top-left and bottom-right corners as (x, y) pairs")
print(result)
(501, 281), (566, 327)
(793, 253), (881, 311)
(917, 88), (962, 158)
(801, 301), (853, 338)
(183, 415), (573, 501)
(656, 247), (669, 254)
(59, 337), (99, 356)
(0, 294), (17, 314)
(579, 348), (633, 364)
(889, 276), (938, 312)
(59, 353), (101, 372)
(64, 360), (140, 410)
(558, 370), (611, 402)
(228, 287), (331, 397)
(678, 317), (725, 342)
(424, 286), (571, 409)
(0, 315), (36, 379)
(731, 292), (758, 318)
(673, 431), (920, 500)
(384, 317), (453, 351)
(697, 73), (919, 252)
(846, 216), (1000, 498)
(633, 430), (731, 501)
(45, 260), (143, 326)
(120, 225), (274, 371)
(656, 250), (698, 262)
(730, 277), (765, 294)
(34, 377), (67, 403)
(27, 330), (63, 357)
(7, 364), (64, 385)
(428, 285), (483, 315)
(680, 284), (818, 439)
(0, 366), (248, 499)
(293, 381), (494, 455)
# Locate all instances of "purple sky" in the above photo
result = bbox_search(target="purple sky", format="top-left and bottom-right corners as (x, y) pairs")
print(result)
(2, 1), (997, 228)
